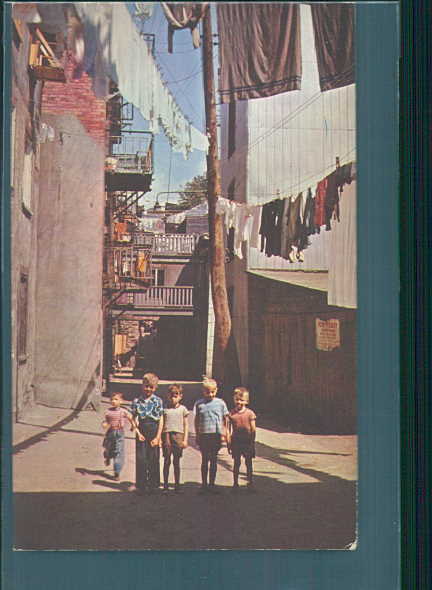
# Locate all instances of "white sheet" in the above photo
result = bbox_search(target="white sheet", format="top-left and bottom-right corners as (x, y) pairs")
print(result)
(327, 180), (357, 308)
(74, 3), (208, 158)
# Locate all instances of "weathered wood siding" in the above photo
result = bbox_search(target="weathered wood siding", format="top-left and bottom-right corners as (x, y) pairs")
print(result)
(249, 275), (356, 433)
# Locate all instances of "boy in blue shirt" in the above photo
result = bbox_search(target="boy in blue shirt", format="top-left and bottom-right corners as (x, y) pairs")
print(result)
(131, 373), (163, 494)
(194, 378), (229, 493)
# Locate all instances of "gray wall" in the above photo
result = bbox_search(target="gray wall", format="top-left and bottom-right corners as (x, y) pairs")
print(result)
(10, 20), (40, 419)
(34, 114), (104, 409)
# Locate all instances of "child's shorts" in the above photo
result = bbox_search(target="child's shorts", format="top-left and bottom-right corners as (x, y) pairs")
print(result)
(197, 433), (222, 455)
(231, 436), (255, 459)
(162, 432), (185, 458)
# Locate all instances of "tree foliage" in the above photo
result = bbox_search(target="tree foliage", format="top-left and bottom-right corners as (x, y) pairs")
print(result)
(178, 174), (207, 209)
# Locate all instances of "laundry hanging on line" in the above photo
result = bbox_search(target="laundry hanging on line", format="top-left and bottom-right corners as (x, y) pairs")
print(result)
(216, 161), (355, 262)
(161, 3), (208, 53)
(217, 3), (302, 103)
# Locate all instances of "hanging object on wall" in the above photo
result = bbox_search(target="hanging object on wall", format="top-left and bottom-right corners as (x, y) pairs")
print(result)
(315, 318), (341, 351)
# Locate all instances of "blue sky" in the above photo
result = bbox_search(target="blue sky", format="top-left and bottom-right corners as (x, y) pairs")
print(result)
(128, 3), (211, 209)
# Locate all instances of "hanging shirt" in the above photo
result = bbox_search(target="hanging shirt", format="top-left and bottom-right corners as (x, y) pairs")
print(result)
(324, 163), (353, 230)
(281, 193), (302, 260)
(259, 199), (284, 257)
(314, 177), (328, 231)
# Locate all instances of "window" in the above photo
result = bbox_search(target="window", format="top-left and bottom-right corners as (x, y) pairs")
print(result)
(152, 269), (165, 286)
(228, 101), (236, 158)
(28, 27), (66, 83)
(17, 272), (29, 361)
(22, 138), (33, 215)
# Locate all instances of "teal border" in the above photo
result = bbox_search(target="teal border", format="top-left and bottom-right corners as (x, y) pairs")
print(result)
(1, 3), (401, 589)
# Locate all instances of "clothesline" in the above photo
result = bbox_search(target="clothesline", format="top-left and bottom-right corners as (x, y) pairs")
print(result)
(218, 156), (356, 208)
(216, 159), (356, 262)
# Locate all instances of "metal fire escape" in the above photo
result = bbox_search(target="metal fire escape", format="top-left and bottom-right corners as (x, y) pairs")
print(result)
(104, 91), (155, 305)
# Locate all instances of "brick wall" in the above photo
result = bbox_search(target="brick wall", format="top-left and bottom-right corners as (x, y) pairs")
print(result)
(42, 59), (107, 147)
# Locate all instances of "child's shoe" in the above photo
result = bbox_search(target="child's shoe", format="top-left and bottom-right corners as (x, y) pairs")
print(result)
(113, 473), (120, 481)
(162, 484), (169, 493)
(174, 484), (181, 493)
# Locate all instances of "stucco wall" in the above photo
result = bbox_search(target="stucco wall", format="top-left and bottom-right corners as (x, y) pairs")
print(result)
(34, 114), (104, 408)
(10, 20), (40, 419)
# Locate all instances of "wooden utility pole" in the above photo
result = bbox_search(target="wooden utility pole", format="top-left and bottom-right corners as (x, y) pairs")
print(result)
(202, 5), (231, 382)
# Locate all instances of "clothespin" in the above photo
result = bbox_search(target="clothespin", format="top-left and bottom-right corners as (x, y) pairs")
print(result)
(335, 156), (340, 169)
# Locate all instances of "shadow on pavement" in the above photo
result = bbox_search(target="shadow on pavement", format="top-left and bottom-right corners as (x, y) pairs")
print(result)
(75, 467), (111, 478)
(13, 409), (84, 455)
(253, 441), (354, 484)
(14, 471), (356, 550)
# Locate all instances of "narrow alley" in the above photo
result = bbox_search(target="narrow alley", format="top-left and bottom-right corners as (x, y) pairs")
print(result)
(13, 392), (357, 551)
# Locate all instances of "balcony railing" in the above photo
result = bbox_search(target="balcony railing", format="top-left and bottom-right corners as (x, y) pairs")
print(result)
(106, 131), (154, 192)
(130, 286), (194, 308)
(104, 245), (152, 290)
(108, 132), (153, 175)
(152, 234), (200, 256)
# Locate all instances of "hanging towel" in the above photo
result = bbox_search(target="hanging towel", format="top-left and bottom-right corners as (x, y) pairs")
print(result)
(327, 180), (357, 308)
(136, 252), (147, 276)
(249, 206), (262, 250)
(217, 3), (301, 103)
(324, 162), (354, 230)
(310, 4), (355, 92)
(233, 204), (253, 260)
(314, 178), (328, 231)
(161, 3), (208, 53)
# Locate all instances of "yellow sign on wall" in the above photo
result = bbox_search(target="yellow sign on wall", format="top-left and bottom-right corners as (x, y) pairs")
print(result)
(315, 318), (340, 351)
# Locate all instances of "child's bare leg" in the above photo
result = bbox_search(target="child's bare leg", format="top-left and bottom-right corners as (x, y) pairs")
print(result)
(209, 452), (217, 486)
(246, 456), (253, 485)
(173, 456), (181, 486)
(233, 456), (241, 486)
(163, 454), (171, 488)
(201, 452), (209, 486)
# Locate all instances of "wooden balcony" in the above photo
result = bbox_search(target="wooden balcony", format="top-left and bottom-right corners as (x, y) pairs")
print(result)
(104, 245), (152, 291)
(117, 286), (194, 310)
(152, 234), (200, 256)
(28, 27), (66, 82)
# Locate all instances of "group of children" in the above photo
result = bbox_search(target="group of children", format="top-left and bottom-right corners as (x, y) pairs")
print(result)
(102, 373), (257, 493)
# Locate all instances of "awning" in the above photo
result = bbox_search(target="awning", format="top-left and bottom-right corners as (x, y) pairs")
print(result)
(248, 270), (328, 292)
